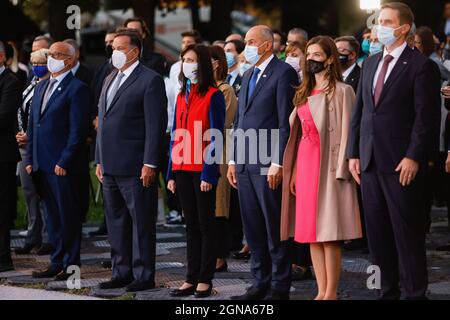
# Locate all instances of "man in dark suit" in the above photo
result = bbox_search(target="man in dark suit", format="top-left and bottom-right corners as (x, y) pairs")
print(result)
(124, 18), (166, 76)
(0, 41), (22, 272)
(25, 42), (91, 280)
(227, 25), (299, 300)
(335, 36), (361, 93)
(347, 3), (441, 300)
(224, 39), (245, 96)
(95, 29), (167, 292)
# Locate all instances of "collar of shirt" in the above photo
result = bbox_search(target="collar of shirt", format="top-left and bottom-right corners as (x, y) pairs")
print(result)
(255, 54), (275, 82)
(382, 41), (407, 63)
(373, 42), (407, 92)
(71, 61), (80, 75)
(228, 68), (240, 85)
(0, 65), (5, 75)
(342, 63), (357, 81)
(50, 69), (72, 84)
(119, 60), (140, 82)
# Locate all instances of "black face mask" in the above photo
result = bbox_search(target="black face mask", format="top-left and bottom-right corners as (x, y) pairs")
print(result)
(306, 59), (326, 74)
(105, 45), (113, 58)
(339, 54), (350, 65)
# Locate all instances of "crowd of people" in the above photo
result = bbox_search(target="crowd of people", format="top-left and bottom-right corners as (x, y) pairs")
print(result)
(0, 1), (450, 300)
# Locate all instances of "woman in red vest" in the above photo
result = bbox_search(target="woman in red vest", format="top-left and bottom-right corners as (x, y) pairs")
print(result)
(167, 44), (225, 298)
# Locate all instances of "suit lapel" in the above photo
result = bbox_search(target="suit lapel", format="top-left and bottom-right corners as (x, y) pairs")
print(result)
(376, 46), (412, 106)
(106, 64), (142, 115)
(41, 72), (74, 118)
(240, 70), (251, 107)
(100, 69), (118, 114)
(367, 53), (383, 109)
(245, 58), (277, 113)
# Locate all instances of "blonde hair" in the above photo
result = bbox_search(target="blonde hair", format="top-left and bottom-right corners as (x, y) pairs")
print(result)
(30, 48), (49, 64)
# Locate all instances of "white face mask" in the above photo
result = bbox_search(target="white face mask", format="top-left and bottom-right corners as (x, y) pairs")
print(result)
(182, 62), (198, 83)
(111, 50), (128, 69)
(285, 56), (301, 73)
(244, 45), (261, 66)
(377, 25), (401, 47)
(47, 56), (67, 74)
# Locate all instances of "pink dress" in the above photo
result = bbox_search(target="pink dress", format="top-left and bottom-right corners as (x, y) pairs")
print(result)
(294, 90), (321, 244)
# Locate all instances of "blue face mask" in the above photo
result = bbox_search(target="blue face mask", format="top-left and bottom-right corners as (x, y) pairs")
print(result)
(225, 52), (237, 68)
(369, 41), (383, 56)
(32, 65), (48, 78)
(239, 63), (253, 76)
(377, 25), (400, 47)
(244, 42), (266, 66)
(362, 39), (371, 55)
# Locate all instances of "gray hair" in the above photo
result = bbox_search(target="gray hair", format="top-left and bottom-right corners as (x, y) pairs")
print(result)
(289, 28), (309, 41)
(261, 25), (274, 43)
(34, 35), (54, 47)
(63, 38), (79, 52)
(0, 40), (4, 53)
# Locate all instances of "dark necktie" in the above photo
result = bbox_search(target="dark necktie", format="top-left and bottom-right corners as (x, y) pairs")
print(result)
(226, 74), (232, 84)
(247, 67), (261, 102)
(41, 78), (58, 114)
(374, 54), (394, 106)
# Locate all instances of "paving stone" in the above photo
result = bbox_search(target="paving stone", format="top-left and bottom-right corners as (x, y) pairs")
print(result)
(157, 233), (183, 240)
(0, 271), (28, 279)
(341, 258), (372, 273)
(90, 286), (128, 298)
(155, 262), (184, 270)
(157, 242), (187, 250)
(428, 281), (450, 295)
(227, 262), (251, 273)
(6, 275), (54, 285)
(10, 239), (25, 248)
(93, 240), (110, 248)
(47, 278), (110, 290)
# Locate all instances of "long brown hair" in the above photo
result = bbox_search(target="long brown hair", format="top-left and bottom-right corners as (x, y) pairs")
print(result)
(293, 36), (342, 106)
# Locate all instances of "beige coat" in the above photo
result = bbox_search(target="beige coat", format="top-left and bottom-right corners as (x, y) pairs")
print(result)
(280, 82), (362, 242)
(215, 82), (238, 218)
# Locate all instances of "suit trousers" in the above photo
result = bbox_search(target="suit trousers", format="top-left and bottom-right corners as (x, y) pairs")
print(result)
(102, 174), (157, 282)
(0, 163), (16, 264)
(237, 170), (291, 293)
(41, 172), (82, 269)
(175, 171), (217, 285)
(361, 158), (428, 300)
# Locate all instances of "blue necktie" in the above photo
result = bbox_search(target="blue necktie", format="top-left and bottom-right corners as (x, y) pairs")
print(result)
(226, 74), (232, 84)
(247, 67), (260, 102)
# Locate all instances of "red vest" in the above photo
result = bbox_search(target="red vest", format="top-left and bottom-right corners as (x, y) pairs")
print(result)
(171, 85), (218, 173)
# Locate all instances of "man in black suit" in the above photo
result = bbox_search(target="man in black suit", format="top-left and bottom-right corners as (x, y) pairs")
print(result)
(335, 36), (361, 93)
(0, 40), (22, 272)
(347, 3), (441, 300)
(124, 18), (166, 76)
(224, 39), (245, 96)
(95, 29), (167, 292)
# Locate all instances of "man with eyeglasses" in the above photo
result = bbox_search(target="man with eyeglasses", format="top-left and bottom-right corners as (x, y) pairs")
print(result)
(24, 42), (91, 281)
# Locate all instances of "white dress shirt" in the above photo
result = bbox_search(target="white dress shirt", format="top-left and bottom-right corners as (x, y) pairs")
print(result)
(342, 63), (356, 82)
(71, 61), (80, 75)
(48, 69), (72, 97)
(373, 42), (407, 93)
(0, 65), (5, 75)
(228, 68), (240, 86)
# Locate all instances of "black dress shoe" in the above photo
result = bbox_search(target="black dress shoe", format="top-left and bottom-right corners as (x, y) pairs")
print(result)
(215, 262), (228, 273)
(194, 285), (213, 298)
(32, 266), (63, 278)
(264, 290), (290, 300)
(291, 266), (312, 281)
(125, 280), (156, 292)
(232, 251), (251, 260)
(98, 277), (133, 290)
(54, 270), (71, 281)
(36, 243), (53, 256)
(0, 262), (14, 273)
(170, 285), (196, 297)
(14, 244), (37, 255)
(230, 286), (268, 300)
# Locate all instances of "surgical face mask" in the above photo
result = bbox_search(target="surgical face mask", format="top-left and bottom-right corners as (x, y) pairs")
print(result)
(239, 63), (252, 76)
(182, 62), (198, 83)
(377, 25), (400, 47)
(111, 50), (130, 69)
(285, 56), (301, 73)
(362, 39), (371, 54)
(306, 59), (326, 74)
(32, 65), (48, 78)
(369, 41), (383, 55)
(244, 42), (266, 65)
(225, 52), (237, 68)
(47, 56), (67, 74)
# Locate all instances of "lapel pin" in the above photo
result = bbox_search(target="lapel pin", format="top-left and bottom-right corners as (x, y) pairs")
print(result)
(263, 74), (267, 78)
(403, 61), (407, 64)
(58, 87), (61, 91)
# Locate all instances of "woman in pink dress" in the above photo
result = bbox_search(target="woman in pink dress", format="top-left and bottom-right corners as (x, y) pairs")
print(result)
(280, 36), (362, 300)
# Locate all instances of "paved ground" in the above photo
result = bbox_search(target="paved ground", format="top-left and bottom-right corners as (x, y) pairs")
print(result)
(1, 207), (450, 300)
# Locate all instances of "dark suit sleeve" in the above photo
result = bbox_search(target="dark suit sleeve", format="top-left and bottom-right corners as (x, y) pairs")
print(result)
(347, 62), (364, 159)
(0, 74), (22, 132)
(143, 75), (168, 167)
(166, 99), (178, 181)
(274, 67), (298, 166)
(406, 59), (441, 162)
(57, 83), (91, 170)
(201, 91), (226, 185)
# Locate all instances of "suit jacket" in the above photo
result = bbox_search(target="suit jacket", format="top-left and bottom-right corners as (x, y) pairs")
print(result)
(347, 45), (442, 173)
(74, 63), (93, 87)
(95, 63), (168, 176)
(231, 74), (242, 96)
(25, 72), (91, 174)
(445, 99), (450, 152)
(232, 57), (299, 173)
(344, 64), (361, 93)
(92, 60), (114, 116)
(0, 68), (22, 163)
(141, 47), (166, 76)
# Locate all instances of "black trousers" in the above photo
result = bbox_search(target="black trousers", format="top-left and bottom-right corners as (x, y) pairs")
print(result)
(361, 158), (428, 300)
(215, 217), (230, 259)
(0, 163), (17, 264)
(176, 171), (216, 284)
(161, 133), (182, 213)
(228, 188), (244, 251)
(289, 241), (311, 268)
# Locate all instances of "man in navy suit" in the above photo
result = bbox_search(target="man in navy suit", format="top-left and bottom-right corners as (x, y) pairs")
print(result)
(227, 25), (299, 300)
(347, 3), (441, 300)
(25, 42), (91, 280)
(95, 29), (167, 292)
